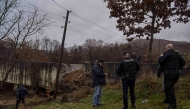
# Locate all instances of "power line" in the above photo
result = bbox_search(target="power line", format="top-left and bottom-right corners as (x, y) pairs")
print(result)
(70, 12), (124, 38)
(22, 5), (65, 18)
(50, 24), (126, 43)
(23, 9), (123, 41)
(38, 0), (127, 43)
(50, 24), (64, 28)
(32, 27), (63, 50)
(17, 8), (123, 40)
(51, 0), (68, 11)
(48, 22), (127, 43)
(24, 10), (65, 22)
(70, 21), (114, 37)
(51, 28), (63, 39)
(17, 10), (65, 36)
(42, 0), (67, 11)
(67, 27), (118, 44)
(69, 19), (126, 41)
(42, 0), (124, 38)
(67, 28), (100, 38)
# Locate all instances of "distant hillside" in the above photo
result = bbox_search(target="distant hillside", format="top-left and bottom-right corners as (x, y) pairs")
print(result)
(130, 38), (190, 54)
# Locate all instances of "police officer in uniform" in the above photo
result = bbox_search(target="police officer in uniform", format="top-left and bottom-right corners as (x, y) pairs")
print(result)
(158, 44), (185, 109)
(116, 51), (140, 109)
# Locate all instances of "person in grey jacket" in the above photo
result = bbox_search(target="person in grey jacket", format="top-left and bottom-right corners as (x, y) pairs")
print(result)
(16, 84), (28, 109)
(92, 59), (107, 107)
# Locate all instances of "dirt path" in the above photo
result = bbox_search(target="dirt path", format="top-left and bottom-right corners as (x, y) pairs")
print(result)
(0, 95), (51, 109)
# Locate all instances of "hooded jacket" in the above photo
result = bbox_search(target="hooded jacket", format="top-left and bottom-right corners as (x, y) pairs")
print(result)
(16, 85), (28, 99)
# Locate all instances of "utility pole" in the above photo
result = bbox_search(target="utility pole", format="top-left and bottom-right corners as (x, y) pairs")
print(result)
(53, 10), (69, 100)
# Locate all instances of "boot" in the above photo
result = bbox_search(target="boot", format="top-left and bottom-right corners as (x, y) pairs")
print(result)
(161, 99), (169, 104)
(165, 104), (177, 109)
(132, 104), (136, 109)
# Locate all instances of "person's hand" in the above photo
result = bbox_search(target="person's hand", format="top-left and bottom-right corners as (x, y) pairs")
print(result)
(105, 73), (108, 77)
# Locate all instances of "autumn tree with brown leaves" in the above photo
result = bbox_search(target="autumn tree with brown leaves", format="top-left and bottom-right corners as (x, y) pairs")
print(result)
(104, 0), (190, 61)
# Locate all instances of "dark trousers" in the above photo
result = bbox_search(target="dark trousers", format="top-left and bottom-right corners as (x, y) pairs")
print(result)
(16, 98), (26, 109)
(122, 77), (136, 109)
(164, 70), (179, 105)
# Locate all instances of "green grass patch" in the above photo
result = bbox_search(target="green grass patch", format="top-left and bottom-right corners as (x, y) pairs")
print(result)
(33, 73), (190, 109)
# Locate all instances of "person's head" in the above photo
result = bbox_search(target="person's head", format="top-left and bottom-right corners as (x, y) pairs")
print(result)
(98, 59), (104, 66)
(165, 44), (173, 51)
(95, 59), (98, 63)
(18, 84), (22, 88)
(123, 51), (130, 58)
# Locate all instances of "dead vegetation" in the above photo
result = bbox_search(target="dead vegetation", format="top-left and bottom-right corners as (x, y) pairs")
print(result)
(59, 69), (93, 102)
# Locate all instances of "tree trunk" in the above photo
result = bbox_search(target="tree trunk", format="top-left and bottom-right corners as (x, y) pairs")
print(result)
(89, 46), (92, 62)
(31, 62), (40, 95)
(0, 61), (17, 89)
(149, 7), (156, 63)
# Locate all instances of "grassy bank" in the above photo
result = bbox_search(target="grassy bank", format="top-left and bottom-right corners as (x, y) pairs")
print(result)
(33, 76), (190, 108)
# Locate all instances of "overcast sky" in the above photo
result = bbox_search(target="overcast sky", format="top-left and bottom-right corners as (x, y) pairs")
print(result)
(23, 0), (190, 47)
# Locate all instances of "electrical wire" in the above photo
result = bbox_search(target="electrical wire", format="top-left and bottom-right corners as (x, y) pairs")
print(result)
(70, 12), (124, 38)
(42, 0), (125, 39)
(50, 24), (64, 28)
(24, 10), (65, 21)
(67, 27), (118, 44)
(70, 21), (114, 37)
(24, 0), (127, 44)
(22, 5), (65, 18)
(43, 0), (67, 11)
(51, 0), (68, 11)
(49, 23), (126, 43)
(18, 9), (124, 41)
(68, 20), (126, 41)
(51, 28), (63, 39)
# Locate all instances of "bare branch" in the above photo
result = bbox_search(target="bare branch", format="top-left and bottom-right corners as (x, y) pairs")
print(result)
(0, 0), (21, 41)
(0, 1), (50, 84)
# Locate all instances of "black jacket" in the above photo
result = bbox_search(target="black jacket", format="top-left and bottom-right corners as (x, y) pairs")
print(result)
(16, 86), (28, 99)
(158, 49), (185, 71)
(131, 54), (137, 60)
(116, 57), (140, 77)
(92, 64), (106, 86)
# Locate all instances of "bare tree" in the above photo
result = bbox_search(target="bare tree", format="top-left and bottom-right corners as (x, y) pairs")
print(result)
(0, 3), (49, 86)
(41, 37), (51, 52)
(0, 0), (21, 41)
(83, 39), (97, 62)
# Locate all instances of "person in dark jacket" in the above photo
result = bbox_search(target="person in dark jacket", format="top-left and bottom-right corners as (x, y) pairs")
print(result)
(131, 52), (136, 60)
(158, 44), (185, 109)
(16, 84), (28, 109)
(137, 54), (141, 63)
(92, 59), (107, 107)
(116, 51), (140, 109)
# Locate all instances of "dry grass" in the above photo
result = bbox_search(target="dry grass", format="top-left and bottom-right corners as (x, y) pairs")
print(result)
(33, 67), (190, 109)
